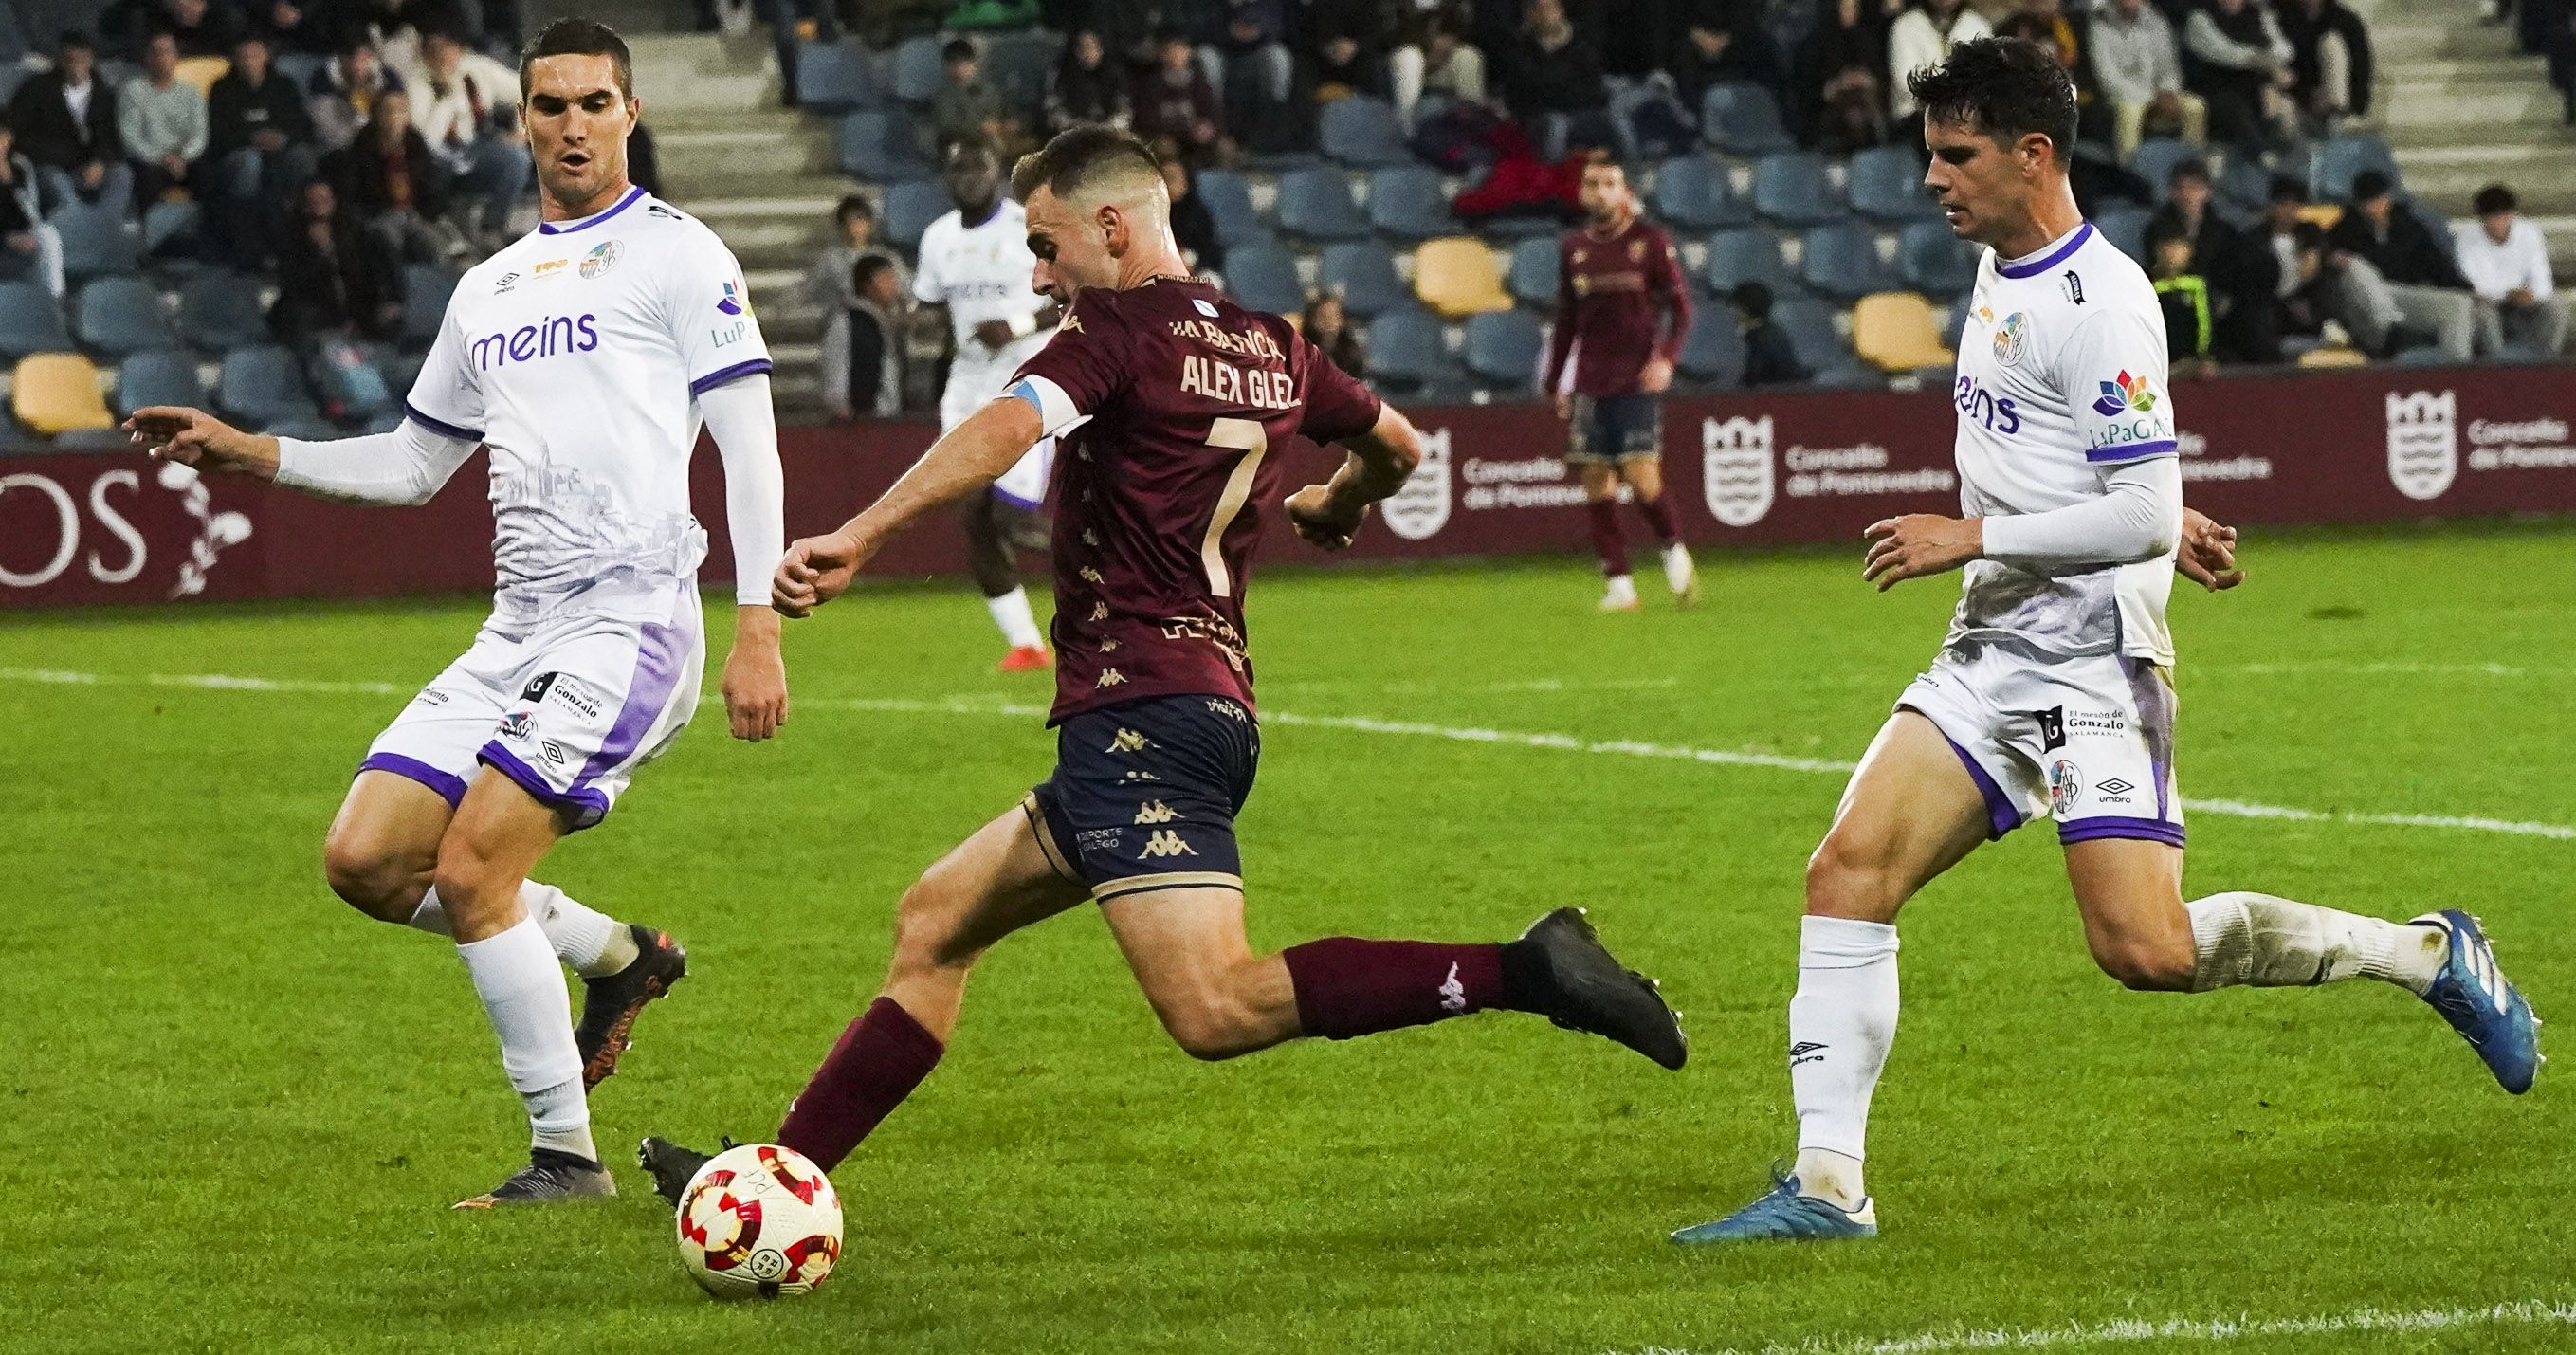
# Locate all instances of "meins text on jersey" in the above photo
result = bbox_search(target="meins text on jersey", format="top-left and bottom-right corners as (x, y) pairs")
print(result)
(469, 313), (603, 371)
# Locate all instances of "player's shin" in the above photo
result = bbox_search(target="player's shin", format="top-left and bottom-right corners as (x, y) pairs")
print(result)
(456, 918), (595, 1162)
(410, 883), (639, 978)
(1635, 490), (1682, 548)
(2184, 891), (2444, 994)
(1280, 937), (1507, 1038)
(1788, 916), (1899, 1211)
(1586, 500), (1632, 580)
(774, 997), (947, 1172)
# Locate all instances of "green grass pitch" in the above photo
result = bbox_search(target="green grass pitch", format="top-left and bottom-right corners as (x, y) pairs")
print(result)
(3, 522), (2570, 1354)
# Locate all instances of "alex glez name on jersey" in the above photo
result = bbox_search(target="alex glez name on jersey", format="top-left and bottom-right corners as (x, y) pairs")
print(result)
(1179, 354), (1295, 411)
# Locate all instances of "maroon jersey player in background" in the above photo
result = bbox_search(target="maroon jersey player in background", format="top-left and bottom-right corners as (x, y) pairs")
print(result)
(641, 126), (1684, 1198)
(1546, 157), (1702, 613)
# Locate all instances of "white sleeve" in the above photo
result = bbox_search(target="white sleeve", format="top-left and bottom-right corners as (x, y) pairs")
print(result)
(2519, 226), (2555, 300)
(696, 375), (786, 607)
(275, 418), (479, 505)
(911, 227), (946, 304)
(1981, 456), (2183, 570)
(668, 231), (774, 396)
(403, 302), (486, 443)
(2062, 299), (2178, 466)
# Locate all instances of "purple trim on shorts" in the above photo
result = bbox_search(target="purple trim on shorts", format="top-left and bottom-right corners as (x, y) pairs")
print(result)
(567, 604), (691, 796)
(356, 752), (467, 809)
(1941, 731), (2022, 840)
(1996, 222), (2094, 279)
(2057, 816), (2186, 848)
(478, 741), (612, 827)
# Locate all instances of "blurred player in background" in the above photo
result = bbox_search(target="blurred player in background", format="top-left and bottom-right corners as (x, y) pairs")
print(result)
(641, 127), (1684, 1199)
(1673, 38), (2538, 1246)
(128, 19), (790, 1208)
(916, 137), (1062, 672)
(1546, 157), (1700, 613)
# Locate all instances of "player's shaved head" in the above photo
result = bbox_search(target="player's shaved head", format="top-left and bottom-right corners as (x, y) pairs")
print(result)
(1011, 125), (1165, 212)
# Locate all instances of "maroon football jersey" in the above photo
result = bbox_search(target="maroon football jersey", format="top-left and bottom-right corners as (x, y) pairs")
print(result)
(1544, 215), (1691, 397)
(1008, 277), (1383, 723)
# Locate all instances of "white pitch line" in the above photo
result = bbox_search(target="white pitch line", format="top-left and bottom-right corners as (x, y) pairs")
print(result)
(8, 667), (2571, 841)
(1615, 1297), (2576, 1355)
(2217, 660), (2538, 680)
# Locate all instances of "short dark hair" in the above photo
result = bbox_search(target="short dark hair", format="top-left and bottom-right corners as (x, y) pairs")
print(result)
(1011, 123), (1163, 203)
(2473, 183), (2517, 216)
(520, 17), (632, 101)
(852, 254), (896, 293)
(58, 29), (95, 55)
(2268, 174), (2307, 204)
(1730, 281), (1775, 319)
(835, 192), (875, 224)
(942, 37), (977, 64)
(1907, 36), (2078, 161)
(2349, 169), (2391, 202)
(2169, 157), (2210, 187)
(2292, 220), (2326, 251)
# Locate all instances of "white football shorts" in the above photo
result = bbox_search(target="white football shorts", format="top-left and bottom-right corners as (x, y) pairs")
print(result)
(943, 355), (1053, 509)
(356, 594), (706, 831)
(1895, 639), (2184, 849)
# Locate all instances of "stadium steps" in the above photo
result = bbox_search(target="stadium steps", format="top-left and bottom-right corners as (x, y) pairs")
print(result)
(2359, 0), (2574, 275)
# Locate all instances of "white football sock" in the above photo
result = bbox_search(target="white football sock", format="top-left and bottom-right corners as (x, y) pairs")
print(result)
(1601, 574), (1639, 608)
(411, 883), (636, 978)
(2186, 891), (2445, 995)
(1661, 541), (1697, 595)
(1788, 915), (1900, 1210)
(986, 585), (1046, 650)
(455, 917), (594, 1162)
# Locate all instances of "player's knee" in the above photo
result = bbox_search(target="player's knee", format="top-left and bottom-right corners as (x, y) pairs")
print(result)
(428, 839), (511, 925)
(1804, 837), (1896, 920)
(1153, 981), (1265, 1061)
(888, 875), (977, 972)
(2090, 933), (2195, 992)
(320, 834), (429, 923)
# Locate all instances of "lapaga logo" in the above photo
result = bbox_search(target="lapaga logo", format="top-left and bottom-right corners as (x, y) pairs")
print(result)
(2091, 370), (2158, 417)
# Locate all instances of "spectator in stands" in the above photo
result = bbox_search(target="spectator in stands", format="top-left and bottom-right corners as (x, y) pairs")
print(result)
(408, 28), (527, 251)
(2455, 183), (2568, 357)
(2150, 232), (2216, 371)
(207, 34), (319, 260)
(1390, 9), (1489, 127)
(7, 34), (129, 208)
(2326, 170), (2475, 360)
(2092, 0), (2204, 158)
(2275, 219), (2335, 344)
(327, 88), (452, 261)
(807, 193), (907, 320)
(0, 118), (69, 299)
(1793, 0), (1890, 152)
(268, 176), (404, 339)
(1134, 27), (1231, 165)
(933, 37), (1011, 157)
(2278, 0), (2371, 135)
(121, 32), (210, 205)
(1670, 0), (1786, 108)
(1200, 0), (1299, 148)
(1047, 28), (1132, 134)
(1888, 0), (1992, 123)
(2183, 0), (2298, 150)
(821, 254), (909, 420)
(308, 33), (407, 152)
(340, 0), (449, 85)
(1502, 0), (1614, 157)
(2147, 158), (2276, 362)
(1160, 155), (1226, 277)
(1301, 292), (1368, 377)
(1306, 0), (1397, 102)
(252, 0), (335, 55)
(108, 0), (248, 60)
(1732, 281), (1810, 387)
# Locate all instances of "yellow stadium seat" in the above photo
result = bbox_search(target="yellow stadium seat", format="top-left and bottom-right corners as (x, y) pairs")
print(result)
(13, 353), (117, 436)
(1853, 292), (1957, 374)
(1413, 237), (1515, 319)
(2296, 344), (2368, 368)
(175, 57), (231, 96)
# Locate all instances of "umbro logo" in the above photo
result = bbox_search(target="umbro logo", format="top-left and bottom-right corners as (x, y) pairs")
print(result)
(1138, 829), (1197, 859)
(2096, 778), (2136, 796)
(1133, 800), (1177, 825)
(1107, 728), (1148, 753)
(1789, 1041), (1829, 1068)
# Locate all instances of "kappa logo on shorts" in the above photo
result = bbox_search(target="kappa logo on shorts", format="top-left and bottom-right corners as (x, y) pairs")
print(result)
(500, 711), (537, 742)
(1134, 800), (1177, 825)
(2035, 706), (2067, 752)
(2049, 759), (2084, 816)
(1089, 602), (1109, 621)
(1107, 728), (1149, 754)
(1138, 829), (1197, 860)
(1438, 962), (1468, 1013)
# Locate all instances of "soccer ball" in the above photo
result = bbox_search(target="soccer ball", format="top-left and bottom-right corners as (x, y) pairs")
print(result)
(673, 1143), (844, 1300)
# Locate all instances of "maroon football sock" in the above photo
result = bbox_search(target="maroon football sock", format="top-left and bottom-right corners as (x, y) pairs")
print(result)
(775, 997), (945, 1171)
(1585, 499), (1631, 577)
(1635, 490), (1682, 547)
(1282, 938), (1508, 1039)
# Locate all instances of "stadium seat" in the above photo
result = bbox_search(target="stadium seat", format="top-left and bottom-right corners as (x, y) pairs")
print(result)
(1773, 296), (1858, 375)
(141, 200), (202, 258)
(883, 178), (951, 249)
(1702, 227), (1793, 295)
(73, 276), (176, 357)
(1852, 292), (1957, 373)
(1318, 242), (1405, 320)
(50, 194), (138, 279)
(1653, 154), (1750, 231)
(2126, 138), (2200, 203)
(400, 264), (457, 349)
(837, 110), (932, 184)
(2405, 197), (2456, 264)
(1675, 306), (1745, 387)
(177, 271), (268, 351)
(1506, 234), (1560, 306)
(2093, 204), (2151, 266)
(2312, 134), (2399, 203)
(216, 344), (321, 427)
(1752, 153), (1844, 228)
(1365, 165), (1461, 242)
(980, 30), (1059, 116)
(1193, 170), (1271, 249)
(1361, 306), (1458, 391)
(1319, 96), (1413, 168)
(793, 42), (879, 114)
(1700, 82), (1795, 156)
(1413, 237), (1514, 319)
(11, 353), (115, 435)
(273, 51), (323, 90)
(310, 339), (395, 423)
(1847, 146), (1935, 224)
(1274, 167), (1370, 242)
(114, 347), (209, 415)
(2215, 155), (2274, 226)
(889, 35), (947, 104)
(0, 282), (72, 358)
(1462, 309), (1544, 391)
(1898, 220), (1980, 300)
(1798, 222), (1902, 302)
(174, 55), (228, 95)
(1223, 243), (1307, 317)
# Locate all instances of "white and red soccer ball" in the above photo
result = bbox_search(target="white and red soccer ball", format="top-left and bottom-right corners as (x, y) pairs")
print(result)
(673, 1143), (844, 1300)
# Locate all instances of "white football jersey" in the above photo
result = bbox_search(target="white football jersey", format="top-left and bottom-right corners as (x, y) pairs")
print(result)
(1946, 220), (2180, 665)
(407, 186), (771, 623)
(914, 198), (1051, 388)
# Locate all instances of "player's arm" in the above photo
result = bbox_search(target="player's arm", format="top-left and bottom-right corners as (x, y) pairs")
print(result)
(699, 374), (790, 742)
(972, 300), (1064, 354)
(1285, 402), (1422, 551)
(2176, 507), (2243, 591)
(773, 394), (1042, 617)
(127, 406), (476, 504)
(1640, 231), (1689, 395)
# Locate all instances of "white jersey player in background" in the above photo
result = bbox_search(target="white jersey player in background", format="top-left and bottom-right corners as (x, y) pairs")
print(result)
(1672, 37), (2539, 1246)
(126, 19), (792, 1207)
(914, 138), (1062, 672)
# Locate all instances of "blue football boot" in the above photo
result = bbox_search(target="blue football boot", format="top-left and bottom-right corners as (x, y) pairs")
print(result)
(1671, 1168), (1879, 1245)
(2415, 910), (2541, 1094)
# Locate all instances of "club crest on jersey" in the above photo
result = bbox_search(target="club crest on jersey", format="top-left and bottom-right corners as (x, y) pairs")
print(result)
(1992, 311), (2030, 366)
(580, 240), (622, 279)
(2091, 370), (2158, 417)
(2048, 759), (2083, 816)
(717, 280), (746, 316)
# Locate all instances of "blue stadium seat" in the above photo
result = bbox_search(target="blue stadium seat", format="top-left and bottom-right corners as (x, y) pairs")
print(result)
(0, 282), (70, 357)
(2215, 155), (2275, 224)
(51, 194), (138, 279)
(837, 110), (932, 184)
(1506, 235), (1560, 306)
(1361, 306), (1458, 391)
(73, 276), (176, 357)
(1751, 152), (1845, 228)
(2093, 204), (2151, 266)
(1700, 82), (1795, 156)
(2313, 134), (2400, 203)
(178, 271), (268, 351)
(889, 35), (947, 104)
(1774, 297), (1856, 375)
(311, 339), (396, 423)
(2126, 138), (2201, 204)
(794, 42), (880, 115)
(1318, 242), (1405, 320)
(1193, 170), (1271, 249)
(1364, 165), (1459, 242)
(0, 65), (25, 107)
(273, 50), (323, 89)
(1847, 145), (1934, 224)
(1798, 223), (1901, 303)
(882, 179), (951, 249)
(981, 30), (1059, 118)
(114, 348), (208, 415)
(1653, 154), (1750, 231)
(1319, 96), (1412, 168)
(1462, 309), (1544, 390)
(1898, 220), (1980, 300)
(1702, 227), (1793, 295)
(1675, 306), (1745, 387)
(400, 264), (457, 350)
(217, 345), (321, 426)
(1223, 244), (1306, 317)
(140, 200), (201, 259)
(1274, 166), (1370, 242)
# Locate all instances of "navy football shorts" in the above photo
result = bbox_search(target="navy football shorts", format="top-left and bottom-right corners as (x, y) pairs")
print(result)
(1565, 392), (1663, 464)
(1025, 693), (1260, 904)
